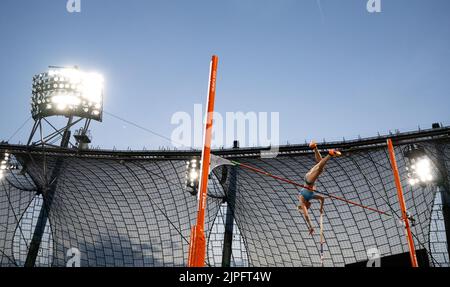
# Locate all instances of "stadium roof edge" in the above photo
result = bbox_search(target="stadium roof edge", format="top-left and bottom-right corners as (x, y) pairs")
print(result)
(1, 126), (449, 160)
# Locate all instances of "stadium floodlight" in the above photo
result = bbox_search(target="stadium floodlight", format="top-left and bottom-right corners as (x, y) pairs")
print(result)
(0, 152), (10, 180)
(31, 67), (104, 121)
(404, 144), (434, 186)
(185, 158), (200, 195)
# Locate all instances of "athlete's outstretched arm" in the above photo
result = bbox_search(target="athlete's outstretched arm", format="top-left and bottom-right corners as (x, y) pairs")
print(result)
(301, 205), (315, 235)
(315, 194), (325, 213)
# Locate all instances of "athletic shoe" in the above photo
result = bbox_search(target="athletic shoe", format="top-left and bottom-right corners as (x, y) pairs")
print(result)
(328, 149), (342, 157)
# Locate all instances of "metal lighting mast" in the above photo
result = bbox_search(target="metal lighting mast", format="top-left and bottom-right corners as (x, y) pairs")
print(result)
(24, 66), (104, 267)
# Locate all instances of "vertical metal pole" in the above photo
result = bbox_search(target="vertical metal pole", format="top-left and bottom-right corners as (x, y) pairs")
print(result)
(387, 139), (419, 267)
(222, 166), (237, 267)
(188, 55), (219, 267)
(25, 116), (73, 267)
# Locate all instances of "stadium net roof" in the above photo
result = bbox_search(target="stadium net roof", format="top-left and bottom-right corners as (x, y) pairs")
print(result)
(1, 126), (449, 267)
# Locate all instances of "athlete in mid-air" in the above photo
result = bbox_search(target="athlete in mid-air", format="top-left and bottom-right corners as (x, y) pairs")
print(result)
(298, 141), (341, 235)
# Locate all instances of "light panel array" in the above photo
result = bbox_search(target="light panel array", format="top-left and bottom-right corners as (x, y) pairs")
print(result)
(406, 157), (434, 186)
(31, 68), (104, 121)
(404, 145), (435, 186)
(185, 158), (200, 195)
(0, 152), (10, 180)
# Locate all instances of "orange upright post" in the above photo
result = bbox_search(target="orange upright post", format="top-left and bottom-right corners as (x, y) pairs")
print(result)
(387, 139), (419, 267)
(188, 55), (219, 267)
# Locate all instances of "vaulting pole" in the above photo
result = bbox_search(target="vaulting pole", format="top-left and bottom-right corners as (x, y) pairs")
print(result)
(387, 139), (419, 267)
(188, 55), (219, 267)
(319, 211), (325, 267)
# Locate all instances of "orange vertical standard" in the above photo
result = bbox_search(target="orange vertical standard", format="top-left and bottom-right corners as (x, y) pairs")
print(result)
(387, 139), (419, 267)
(188, 55), (219, 267)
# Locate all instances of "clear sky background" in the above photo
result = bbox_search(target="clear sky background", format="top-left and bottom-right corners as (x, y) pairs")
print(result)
(0, 0), (449, 149)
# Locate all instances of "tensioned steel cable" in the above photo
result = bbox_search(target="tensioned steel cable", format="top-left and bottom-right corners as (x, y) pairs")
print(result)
(123, 161), (213, 267)
(7, 116), (32, 143)
(104, 111), (195, 150)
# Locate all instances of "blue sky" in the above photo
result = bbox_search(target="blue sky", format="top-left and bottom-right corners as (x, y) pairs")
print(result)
(0, 0), (449, 149)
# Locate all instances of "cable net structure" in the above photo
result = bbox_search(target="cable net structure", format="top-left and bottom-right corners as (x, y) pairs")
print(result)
(215, 141), (449, 266)
(1, 127), (450, 267)
(0, 154), (224, 267)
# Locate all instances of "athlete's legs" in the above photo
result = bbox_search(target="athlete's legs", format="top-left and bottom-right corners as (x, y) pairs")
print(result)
(305, 155), (331, 185)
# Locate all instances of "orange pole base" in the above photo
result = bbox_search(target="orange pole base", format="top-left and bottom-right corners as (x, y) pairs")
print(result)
(188, 225), (206, 267)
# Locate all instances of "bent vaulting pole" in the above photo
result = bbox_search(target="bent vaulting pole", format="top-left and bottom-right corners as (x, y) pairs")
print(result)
(188, 55), (219, 267)
(387, 139), (419, 267)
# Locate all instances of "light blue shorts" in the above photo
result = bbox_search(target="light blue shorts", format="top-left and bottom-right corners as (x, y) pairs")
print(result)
(299, 188), (315, 202)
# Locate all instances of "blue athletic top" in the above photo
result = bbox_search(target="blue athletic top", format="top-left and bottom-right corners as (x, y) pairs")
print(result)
(299, 188), (315, 202)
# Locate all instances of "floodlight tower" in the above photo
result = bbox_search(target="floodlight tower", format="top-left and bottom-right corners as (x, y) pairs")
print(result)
(24, 66), (104, 267)
(27, 66), (104, 149)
